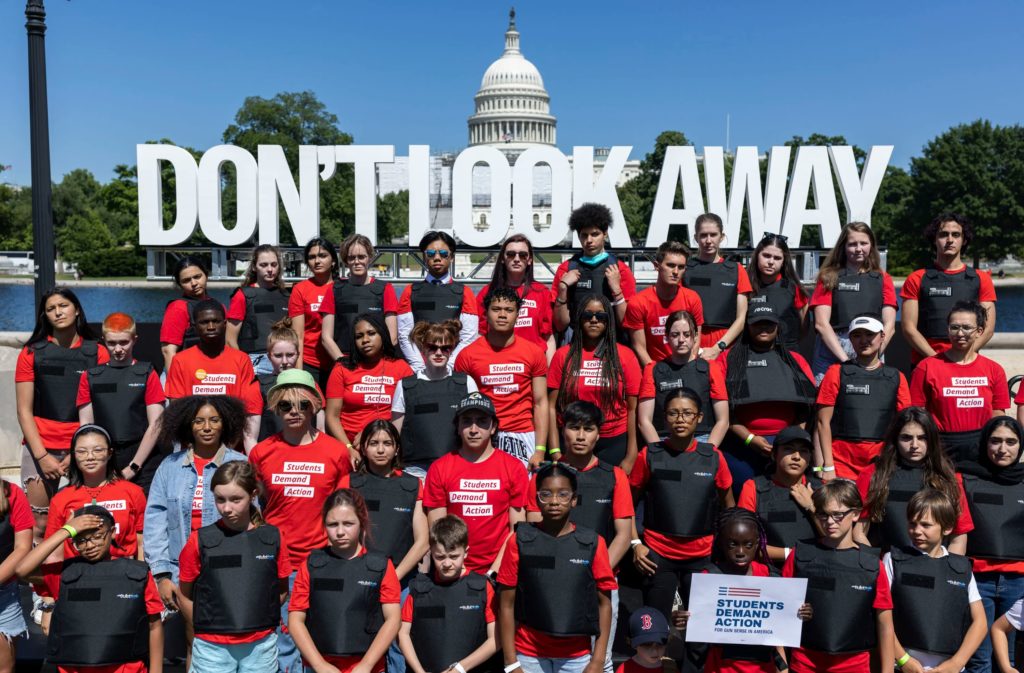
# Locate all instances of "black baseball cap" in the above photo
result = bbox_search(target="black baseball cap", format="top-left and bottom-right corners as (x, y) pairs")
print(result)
(454, 392), (498, 419)
(774, 425), (813, 449)
(746, 303), (780, 324)
(629, 607), (670, 646)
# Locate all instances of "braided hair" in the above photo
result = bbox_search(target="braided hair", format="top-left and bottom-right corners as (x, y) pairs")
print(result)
(711, 507), (771, 567)
(556, 293), (625, 415)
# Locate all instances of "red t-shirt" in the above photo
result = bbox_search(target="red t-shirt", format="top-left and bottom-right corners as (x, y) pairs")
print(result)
(703, 561), (775, 673)
(178, 522), (291, 643)
(909, 354), (1010, 432)
(615, 660), (665, 673)
(782, 551), (892, 672)
(248, 432), (351, 568)
(454, 337), (548, 433)
(638, 358), (728, 402)
(854, 466), (974, 535)
(319, 278), (399, 316)
(695, 261), (753, 348)
(497, 525), (617, 658)
(289, 547), (400, 673)
(718, 350), (815, 436)
(159, 296), (219, 347)
(191, 455), (212, 533)
(1, 483), (34, 575)
(401, 568), (497, 622)
(76, 361), (166, 408)
(551, 258), (638, 306)
(526, 461), (634, 521)
(46, 480), (147, 560)
(623, 286), (705, 362)
(55, 571), (164, 673)
(422, 449), (528, 573)
(15, 336), (111, 448)
(396, 282), (479, 318)
(629, 442), (732, 560)
(476, 282), (554, 347)
(289, 278), (334, 369)
(815, 363), (911, 480)
(326, 358), (414, 438)
(164, 345), (263, 415)
(547, 344), (641, 437)
(901, 266), (997, 360)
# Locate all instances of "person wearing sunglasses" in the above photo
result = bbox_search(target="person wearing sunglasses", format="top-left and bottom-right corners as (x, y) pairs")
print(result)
(910, 301), (1009, 463)
(746, 232), (808, 351)
(391, 320), (478, 479)
(321, 233), (400, 365)
(900, 213), (997, 365)
(397, 230), (480, 372)
(549, 294), (641, 473)
(249, 368), (352, 673)
(477, 233), (557, 362)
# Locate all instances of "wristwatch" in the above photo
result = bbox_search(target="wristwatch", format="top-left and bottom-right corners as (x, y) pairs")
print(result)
(716, 340), (727, 351)
(128, 462), (142, 473)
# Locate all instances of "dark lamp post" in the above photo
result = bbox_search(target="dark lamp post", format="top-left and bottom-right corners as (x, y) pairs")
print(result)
(26, 0), (56, 305)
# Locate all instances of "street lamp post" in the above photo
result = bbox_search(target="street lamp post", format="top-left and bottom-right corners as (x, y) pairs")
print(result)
(25, 0), (55, 306)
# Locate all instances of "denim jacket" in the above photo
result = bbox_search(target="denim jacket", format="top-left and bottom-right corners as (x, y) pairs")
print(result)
(143, 446), (246, 581)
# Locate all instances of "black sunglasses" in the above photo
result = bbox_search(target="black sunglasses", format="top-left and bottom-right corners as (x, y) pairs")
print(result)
(761, 232), (789, 243)
(581, 310), (610, 323)
(504, 250), (530, 260)
(277, 400), (313, 414)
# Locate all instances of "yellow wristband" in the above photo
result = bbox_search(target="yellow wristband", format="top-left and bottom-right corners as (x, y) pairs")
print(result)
(62, 524), (77, 539)
(896, 653), (911, 667)
(744, 433), (755, 446)
(547, 447), (561, 455)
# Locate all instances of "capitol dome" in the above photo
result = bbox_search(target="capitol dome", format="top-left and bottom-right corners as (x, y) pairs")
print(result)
(468, 8), (557, 152)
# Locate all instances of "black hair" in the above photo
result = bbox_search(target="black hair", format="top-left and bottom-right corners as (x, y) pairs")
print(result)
(663, 386), (704, 412)
(27, 287), (96, 346)
(483, 286), (524, 312)
(711, 508), (771, 567)
(159, 395), (246, 450)
(71, 504), (116, 532)
(172, 255), (210, 289)
(562, 400), (604, 428)
(747, 233), (805, 295)
(568, 203), (612, 234)
(68, 425), (120, 488)
(947, 300), (987, 330)
(491, 234), (537, 287)
(556, 294), (624, 416)
(924, 212), (973, 250)
(977, 415), (1024, 465)
(356, 419), (403, 473)
(535, 462), (579, 494)
(303, 236), (340, 279)
(342, 312), (399, 370)
(418, 230), (457, 254)
(191, 298), (226, 323)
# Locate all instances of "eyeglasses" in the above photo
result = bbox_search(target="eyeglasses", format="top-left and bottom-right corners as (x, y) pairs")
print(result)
(73, 448), (109, 458)
(537, 490), (575, 503)
(666, 409), (700, 420)
(762, 232), (789, 243)
(425, 249), (451, 258)
(504, 250), (530, 260)
(814, 509), (858, 523)
(277, 400), (313, 414)
(425, 343), (455, 354)
(581, 310), (609, 323)
(71, 531), (109, 548)
(948, 324), (978, 334)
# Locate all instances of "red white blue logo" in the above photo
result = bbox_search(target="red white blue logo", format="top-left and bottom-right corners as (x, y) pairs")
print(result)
(718, 586), (761, 598)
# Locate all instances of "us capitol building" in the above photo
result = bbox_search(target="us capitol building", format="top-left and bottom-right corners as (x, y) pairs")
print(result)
(378, 9), (640, 240)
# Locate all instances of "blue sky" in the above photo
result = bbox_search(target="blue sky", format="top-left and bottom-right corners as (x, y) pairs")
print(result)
(1, 1), (1022, 186)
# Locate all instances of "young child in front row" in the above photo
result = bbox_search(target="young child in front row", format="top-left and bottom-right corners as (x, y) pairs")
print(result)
(288, 488), (402, 673)
(781, 480), (895, 673)
(399, 515), (498, 673)
(673, 508), (812, 673)
(992, 599), (1024, 673)
(884, 489), (986, 672)
(178, 461), (291, 673)
(616, 607), (675, 673)
(17, 504), (164, 673)
(499, 462), (617, 673)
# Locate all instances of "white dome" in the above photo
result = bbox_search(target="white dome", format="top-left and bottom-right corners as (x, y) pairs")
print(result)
(480, 54), (546, 91)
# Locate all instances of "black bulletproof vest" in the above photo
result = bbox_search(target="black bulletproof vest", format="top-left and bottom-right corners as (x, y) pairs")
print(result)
(410, 281), (464, 324)
(567, 254), (617, 321)
(193, 524), (281, 634)
(305, 548), (387, 656)
(32, 340), (100, 423)
(750, 279), (802, 350)
(831, 363), (901, 441)
(871, 466), (926, 550)
(331, 279), (387, 354)
(651, 358), (714, 436)
(167, 296), (203, 349)
(794, 542), (880, 654)
(85, 362), (152, 443)
(257, 373), (284, 442)
(515, 525), (599, 637)
(47, 558), (150, 666)
(350, 471), (420, 562)
(753, 475), (821, 548)
(963, 475), (1024, 561)
(235, 286), (290, 353)
(890, 546), (972, 655)
(409, 572), (489, 673)
(399, 374), (468, 464)
(643, 442), (719, 537)
(829, 269), (884, 329)
(704, 564), (778, 664)
(918, 267), (981, 338)
(683, 258), (739, 329)
(729, 349), (816, 409)
(571, 462), (618, 542)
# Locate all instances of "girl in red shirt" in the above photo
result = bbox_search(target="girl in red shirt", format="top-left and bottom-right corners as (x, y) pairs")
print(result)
(809, 222), (897, 382)
(548, 294), (641, 472)
(746, 233), (808, 351)
(326, 313), (413, 462)
(290, 237), (341, 391)
(160, 255), (215, 373)
(179, 462), (290, 673)
(17, 287), (108, 508)
(0, 480), (34, 668)
(289, 488), (402, 673)
(226, 244), (290, 376)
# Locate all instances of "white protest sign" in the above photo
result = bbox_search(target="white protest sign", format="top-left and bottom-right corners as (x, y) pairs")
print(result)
(685, 573), (808, 648)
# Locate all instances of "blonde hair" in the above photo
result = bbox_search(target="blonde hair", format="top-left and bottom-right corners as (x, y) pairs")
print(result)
(267, 385), (322, 415)
(339, 234), (377, 272)
(265, 317), (300, 353)
(816, 222), (883, 290)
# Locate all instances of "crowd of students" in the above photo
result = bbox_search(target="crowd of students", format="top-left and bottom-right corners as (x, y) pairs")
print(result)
(7, 203), (1024, 673)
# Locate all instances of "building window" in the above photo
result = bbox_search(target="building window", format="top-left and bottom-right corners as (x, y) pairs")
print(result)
(480, 214), (487, 226)
(533, 213), (540, 225)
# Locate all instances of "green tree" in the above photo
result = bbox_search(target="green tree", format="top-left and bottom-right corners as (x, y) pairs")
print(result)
(56, 211), (115, 266)
(377, 190), (409, 245)
(0, 184), (33, 249)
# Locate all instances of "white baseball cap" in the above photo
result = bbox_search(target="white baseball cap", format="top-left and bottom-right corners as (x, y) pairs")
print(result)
(848, 315), (884, 334)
